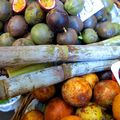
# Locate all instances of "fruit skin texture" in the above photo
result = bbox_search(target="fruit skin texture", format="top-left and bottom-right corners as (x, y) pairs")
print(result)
(112, 93), (120, 120)
(46, 9), (69, 33)
(31, 23), (54, 44)
(82, 73), (99, 89)
(44, 97), (73, 120)
(64, 0), (84, 15)
(94, 80), (120, 107)
(25, 2), (45, 25)
(32, 85), (55, 102)
(76, 103), (103, 120)
(62, 77), (92, 107)
(57, 28), (78, 45)
(22, 110), (43, 120)
(7, 15), (28, 37)
(0, 0), (12, 21)
(61, 115), (82, 120)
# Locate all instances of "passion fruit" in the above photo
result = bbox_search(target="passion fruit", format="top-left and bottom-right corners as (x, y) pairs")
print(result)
(12, 0), (27, 13)
(46, 9), (69, 33)
(25, 1), (45, 25)
(0, 0), (12, 21)
(38, 0), (56, 10)
(7, 15), (28, 37)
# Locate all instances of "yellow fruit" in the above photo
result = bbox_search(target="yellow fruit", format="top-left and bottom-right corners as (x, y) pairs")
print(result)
(22, 110), (43, 120)
(112, 93), (120, 120)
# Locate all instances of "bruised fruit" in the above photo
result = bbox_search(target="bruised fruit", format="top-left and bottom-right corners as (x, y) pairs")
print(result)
(0, 0), (12, 21)
(76, 103), (103, 120)
(64, 0), (84, 15)
(46, 9), (69, 33)
(38, 0), (55, 10)
(44, 97), (73, 120)
(7, 15), (28, 37)
(68, 16), (83, 33)
(62, 77), (92, 107)
(22, 110), (43, 120)
(0, 32), (15, 46)
(94, 80), (120, 107)
(82, 73), (99, 89)
(32, 85), (55, 102)
(61, 115), (82, 120)
(112, 93), (120, 120)
(57, 28), (78, 45)
(12, 0), (26, 13)
(12, 38), (34, 46)
(31, 23), (54, 44)
(25, 2), (45, 25)
(82, 28), (99, 44)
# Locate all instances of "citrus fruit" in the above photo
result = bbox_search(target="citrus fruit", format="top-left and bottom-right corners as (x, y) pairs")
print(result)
(12, 0), (26, 13)
(61, 115), (82, 120)
(38, 0), (56, 10)
(112, 93), (120, 120)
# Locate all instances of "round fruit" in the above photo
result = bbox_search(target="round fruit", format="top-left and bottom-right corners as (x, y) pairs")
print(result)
(12, 38), (34, 46)
(83, 15), (97, 29)
(94, 80), (120, 107)
(64, 0), (84, 15)
(55, 0), (65, 12)
(61, 115), (82, 120)
(0, 33), (15, 46)
(82, 73), (99, 89)
(7, 15), (28, 37)
(22, 110), (43, 120)
(82, 28), (99, 44)
(68, 16), (83, 33)
(31, 23), (54, 44)
(44, 97), (73, 120)
(32, 85), (55, 102)
(57, 28), (78, 45)
(25, 2), (45, 25)
(0, 0), (12, 21)
(112, 93), (120, 120)
(62, 77), (92, 107)
(46, 9), (69, 33)
(76, 103), (103, 120)
(38, 0), (55, 10)
(12, 0), (26, 13)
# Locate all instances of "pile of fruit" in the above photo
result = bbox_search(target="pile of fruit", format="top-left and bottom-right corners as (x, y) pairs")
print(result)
(0, 0), (120, 120)
(0, 0), (120, 46)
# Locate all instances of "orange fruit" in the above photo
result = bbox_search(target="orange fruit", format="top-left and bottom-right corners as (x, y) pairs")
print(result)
(61, 115), (82, 120)
(112, 93), (120, 120)
(32, 85), (55, 102)
(38, 0), (55, 10)
(44, 97), (73, 120)
(12, 0), (26, 13)
(22, 110), (43, 120)
(62, 77), (92, 107)
(82, 73), (99, 89)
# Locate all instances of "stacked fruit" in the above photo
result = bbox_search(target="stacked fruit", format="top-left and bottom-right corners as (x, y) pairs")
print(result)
(0, 0), (119, 46)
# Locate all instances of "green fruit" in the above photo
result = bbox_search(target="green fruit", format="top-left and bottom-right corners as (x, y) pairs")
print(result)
(0, 32), (15, 46)
(102, 0), (114, 13)
(82, 28), (98, 44)
(25, 2), (45, 25)
(31, 23), (54, 44)
(64, 0), (84, 15)
(0, 0), (12, 21)
(12, 38), (34, 46)
(76, 103), (103, 120)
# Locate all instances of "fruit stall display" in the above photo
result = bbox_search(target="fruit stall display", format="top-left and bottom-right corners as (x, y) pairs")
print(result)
(0, 0), (120, 120)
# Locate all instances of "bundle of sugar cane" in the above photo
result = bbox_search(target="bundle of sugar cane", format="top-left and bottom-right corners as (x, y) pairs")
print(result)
(0, 59), (119, 100)
(0, 45), (120, 67)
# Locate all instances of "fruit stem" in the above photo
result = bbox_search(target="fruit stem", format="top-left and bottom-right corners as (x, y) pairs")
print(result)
(63, 27), (67, 33)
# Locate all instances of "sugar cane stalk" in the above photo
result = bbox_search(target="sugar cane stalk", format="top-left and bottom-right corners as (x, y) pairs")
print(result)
(0, 59), (119, 100)
(0, 45), (120, 67)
